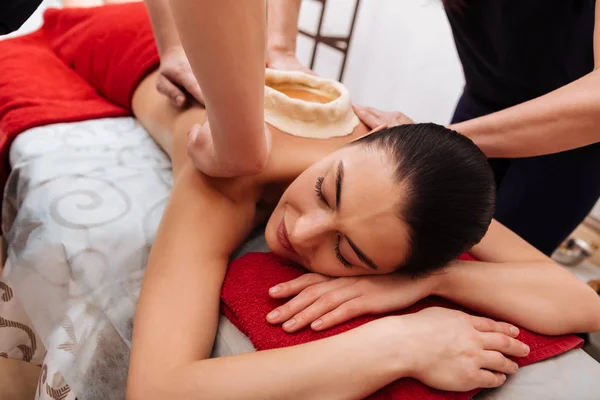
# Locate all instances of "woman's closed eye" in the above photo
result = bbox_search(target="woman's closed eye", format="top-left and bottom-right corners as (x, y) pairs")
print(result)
(335, 234), (352, 268)
(315, 176), (328, 205)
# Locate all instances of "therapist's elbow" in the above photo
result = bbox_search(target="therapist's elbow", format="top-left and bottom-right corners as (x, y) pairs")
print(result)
(226, 148), (269, 177)
(237, 153), (269, 176)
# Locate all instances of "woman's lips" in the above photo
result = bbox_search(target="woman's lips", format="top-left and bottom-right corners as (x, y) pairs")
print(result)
(277, 218), (298, 255)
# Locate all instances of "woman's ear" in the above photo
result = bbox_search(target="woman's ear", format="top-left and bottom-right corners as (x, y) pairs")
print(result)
(349, 124), (388, 143)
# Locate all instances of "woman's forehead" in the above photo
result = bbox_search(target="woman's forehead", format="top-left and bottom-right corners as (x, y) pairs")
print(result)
(332, 148), (411, 271)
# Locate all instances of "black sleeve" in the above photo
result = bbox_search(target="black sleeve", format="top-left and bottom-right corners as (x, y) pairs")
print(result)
(0, 0), (44, 35)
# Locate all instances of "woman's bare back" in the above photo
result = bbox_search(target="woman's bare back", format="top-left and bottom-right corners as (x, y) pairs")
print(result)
(132, 70), (370, 212)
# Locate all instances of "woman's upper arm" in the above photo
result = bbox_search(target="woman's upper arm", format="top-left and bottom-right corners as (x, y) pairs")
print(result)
(127, 163), (256, 397)
(468, 219), (549, 263)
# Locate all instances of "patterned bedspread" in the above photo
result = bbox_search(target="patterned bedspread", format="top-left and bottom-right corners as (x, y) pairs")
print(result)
(2, 117), (172, 399)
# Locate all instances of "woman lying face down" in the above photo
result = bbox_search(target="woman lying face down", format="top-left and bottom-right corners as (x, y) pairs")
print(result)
(265, 123), (495, 277)
(41, 3), (597, 398)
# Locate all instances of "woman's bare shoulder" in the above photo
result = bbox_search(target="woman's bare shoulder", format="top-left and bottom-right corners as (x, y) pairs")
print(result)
(256, 122), (370, 184)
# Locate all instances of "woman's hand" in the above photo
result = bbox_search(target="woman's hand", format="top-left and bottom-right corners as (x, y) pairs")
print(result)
(266, 272), (437, 332)
(266, 49), (315, 75)
(394, 308), (528, 391)
(157, 46), (205, 108)
(353, 104), (413, 128)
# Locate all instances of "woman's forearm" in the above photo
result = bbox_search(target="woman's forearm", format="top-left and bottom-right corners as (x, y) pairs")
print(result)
(158, 320), (408, 400)
(450, 69), (600, 158)
(169, 0), (267, 173)
(434, 260), (600, 335)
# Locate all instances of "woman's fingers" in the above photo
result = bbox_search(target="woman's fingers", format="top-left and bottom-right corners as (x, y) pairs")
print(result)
(266, 277), (349, 325)
(479, 350), (519, 374)
(479, 332), (530, 358)
(474, 370), (507, 389)
(268, 273), (331, 299)
(310, 297), (366, 331)
(471, 316), (520, 338)
(282, 287), (363, 332)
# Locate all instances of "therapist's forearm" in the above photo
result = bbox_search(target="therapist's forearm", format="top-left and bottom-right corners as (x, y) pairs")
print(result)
(169, 0), (267, 172)
(144, 0), (181, 54)
(454, 0), (600, 159)
(267, 0), (302, 54)
(450, 69), (600, 158)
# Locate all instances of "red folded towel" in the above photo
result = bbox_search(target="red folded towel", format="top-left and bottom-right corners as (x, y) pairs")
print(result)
(0, 3), (159, 200)
(221, 252), (583, 400)
(42, 4), (159, 110)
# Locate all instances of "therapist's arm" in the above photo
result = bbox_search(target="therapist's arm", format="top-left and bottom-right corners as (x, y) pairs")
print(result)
(356, 2), (600, 158)
(144, 0), (205, 107)
(266, 0), (313, 73)
(169, 0), (269, 177)
(144, 0), (181, 54)
(450, 0), (600, 158)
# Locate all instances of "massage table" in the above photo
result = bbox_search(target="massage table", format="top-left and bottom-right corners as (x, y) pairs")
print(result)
(0, 117), (598, 400)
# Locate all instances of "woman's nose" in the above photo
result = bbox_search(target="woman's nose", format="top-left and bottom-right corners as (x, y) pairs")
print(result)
(290, 211), (332, 250)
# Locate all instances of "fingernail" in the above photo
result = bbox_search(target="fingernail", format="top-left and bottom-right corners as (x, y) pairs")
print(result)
(283, 319), (296, 330)
(509, 326), (519, 336)
(269, 285), (281, 294)
(311, 320), (323, 330)
(267, 310), (280, 320)
(500, 374), (506, 382)
(523, 344), (530, 354)
(176, 95), (184, 105)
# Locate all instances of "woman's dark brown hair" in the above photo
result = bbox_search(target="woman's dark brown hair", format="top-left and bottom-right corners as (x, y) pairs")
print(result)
(354, 123), (495, 276)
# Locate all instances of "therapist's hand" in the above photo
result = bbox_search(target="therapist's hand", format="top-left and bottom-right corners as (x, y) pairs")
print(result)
(267, 49), (315, 75)
(157, 46), (205, 108)
(187, 121), (272, 177)
(353, 105), (413, 128)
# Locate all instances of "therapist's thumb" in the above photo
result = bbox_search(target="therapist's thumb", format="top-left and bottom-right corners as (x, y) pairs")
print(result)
(188, 123), (210, 151)
(187, 122), (214, 166)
